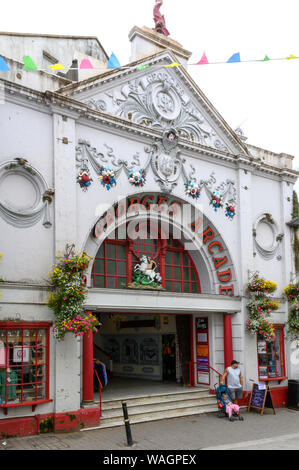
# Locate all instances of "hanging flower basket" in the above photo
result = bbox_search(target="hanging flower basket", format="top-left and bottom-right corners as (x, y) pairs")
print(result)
(52, 313), (99, 341)
(287, 310), (299, 340)
(283, 282), (299, 302)
(210, 191), (224, 211)
(98, 166), (116, 190)
(246, 317), (275, 342)
(247, 277), (277, 294)
(225, 202), (236, 220)
(47, 250), (98, 341)
(185, 181), (201, 199)
(77, 169), (93, 191)
(247, 298), (280, 317)
(129, 169), (146, 187)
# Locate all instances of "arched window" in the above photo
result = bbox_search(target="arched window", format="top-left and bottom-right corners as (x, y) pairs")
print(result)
(92, 224), (201, 293)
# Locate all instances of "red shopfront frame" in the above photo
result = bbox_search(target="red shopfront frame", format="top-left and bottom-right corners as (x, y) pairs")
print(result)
(195, 317), (210, 385)
(0, 322), (52, 414)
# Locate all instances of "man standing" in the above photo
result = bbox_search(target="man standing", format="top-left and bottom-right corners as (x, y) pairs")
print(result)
(221, 360), (243, 404)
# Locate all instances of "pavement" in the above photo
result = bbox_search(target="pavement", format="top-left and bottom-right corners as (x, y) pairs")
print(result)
(1, 408), (299, 451)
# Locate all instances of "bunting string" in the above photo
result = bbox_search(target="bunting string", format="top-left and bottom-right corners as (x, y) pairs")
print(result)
(0, 51), (299, 72)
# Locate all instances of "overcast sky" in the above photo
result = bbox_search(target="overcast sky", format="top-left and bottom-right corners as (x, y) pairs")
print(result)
(2, 0), (299, 187)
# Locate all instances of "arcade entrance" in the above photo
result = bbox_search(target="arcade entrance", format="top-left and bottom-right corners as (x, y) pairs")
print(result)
(92, 312), (194, 399)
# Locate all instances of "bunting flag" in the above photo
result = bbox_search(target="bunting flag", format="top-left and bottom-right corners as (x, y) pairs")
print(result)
(79, 58), (93, 69)
(262, 55), (270, 62)
(23, 56), (37, 71)
(49, 63), (65, 71)
(286, 54), (299, 60)
(227, 52), (241, 63)
(137, 65), (150, 70)
(196, 52), (209, 65)
(0, 56), (10, 71)
(164, 62), (180, 68)
(107, 52), (121, 69)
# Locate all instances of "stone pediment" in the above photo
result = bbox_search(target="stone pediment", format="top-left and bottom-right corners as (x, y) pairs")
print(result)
(63, 51), (248, 156)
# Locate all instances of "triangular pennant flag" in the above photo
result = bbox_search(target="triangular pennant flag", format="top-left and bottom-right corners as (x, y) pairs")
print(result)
(164, 62), (180, 68)
(80, 58), (94, 69)
(49, 63), (65, 71)
(196, 52), (209, 65)
(0, 56), (10, 71)
(24, 56), (37, 70)
(227, 52), (241, 63)
(262, 55), (270, 62)
(107, 52), (121, 69)
(286, 54), (299, 60)
(137, 65), (150, 70)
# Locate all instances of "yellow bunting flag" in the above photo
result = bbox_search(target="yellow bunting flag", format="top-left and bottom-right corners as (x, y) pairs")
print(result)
(49, 63), (65, 71)
(164, 62), (180, 68)
(286, 54), (299, 60)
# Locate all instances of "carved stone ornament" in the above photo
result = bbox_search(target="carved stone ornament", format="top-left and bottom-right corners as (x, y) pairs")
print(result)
(104, 71), (229, 151)
(253, 214), (283, 260)
(0, 159), (54, 228)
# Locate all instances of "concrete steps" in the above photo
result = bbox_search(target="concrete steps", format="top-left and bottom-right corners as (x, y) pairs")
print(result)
(81, 387), (218, 431)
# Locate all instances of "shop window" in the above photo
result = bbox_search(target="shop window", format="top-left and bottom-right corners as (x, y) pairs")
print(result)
(0, 324), (51, 410)
(92, 226), (201, 294)
(257, 326), (286, 380)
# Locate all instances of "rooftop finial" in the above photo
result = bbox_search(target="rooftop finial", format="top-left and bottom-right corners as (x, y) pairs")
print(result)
(153, 0), (170, 37)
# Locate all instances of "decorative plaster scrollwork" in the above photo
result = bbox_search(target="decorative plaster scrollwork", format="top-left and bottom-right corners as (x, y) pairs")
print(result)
(0, 159), (54, 228)
(253, 213), (284, 260)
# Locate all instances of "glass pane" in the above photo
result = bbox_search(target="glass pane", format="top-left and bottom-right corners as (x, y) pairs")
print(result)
(165, 266), (172, 279)
(117, 244), (126, 259)
(259, 366), (268, 378)
(94, 259), (104, 274)
(107, 260), (116, 274)
(117, 278), (127, 289)
(36, 382), (46, 400)
(94, 276), (105, 288)
(165, 281), (172, 291)
(183, 267), (190, 281)
(182, 253), (189, 266)
(172, 252), (181, 265)
(191, 270), (196, 281)
(165, 251), (172, 264)
(258, 354), (267, 366)
(173, 282), (181, 293)
(95, 244), (104, 258)
(117, 262), (126, 276)
(191, 283), (198, 293)
(107, 277), (116, 289)
(106, 244), (115, 259)
(183, 283), (190, 293)
(173, 267), (181, 281)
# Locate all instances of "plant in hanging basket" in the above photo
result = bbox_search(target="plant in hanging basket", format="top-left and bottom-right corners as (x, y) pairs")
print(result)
(246, 316), (275, 342)
(247, 277), (277, 294)
(77, 169), (93, 191)
(129, 168), (146, 187)
(225, 201), (236, 220)
(210, 191), (224, 211)
(52, 312), (99, 341)
(185, 180), (201, 199)
(47, 250), (97, 341)
(283, 282), (299, 302)
(247, 298), (280, 317)
(287, 309), (299, 340)
(98, 166), (116, 190)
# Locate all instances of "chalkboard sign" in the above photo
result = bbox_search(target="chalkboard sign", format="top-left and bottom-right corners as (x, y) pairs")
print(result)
(248, 383), (276, 415)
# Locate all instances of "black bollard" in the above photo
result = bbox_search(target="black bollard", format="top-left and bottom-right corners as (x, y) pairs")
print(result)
(122, 401), (133, 446)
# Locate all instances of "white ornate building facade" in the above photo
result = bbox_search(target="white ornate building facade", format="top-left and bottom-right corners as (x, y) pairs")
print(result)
(0, 25), (298, 435)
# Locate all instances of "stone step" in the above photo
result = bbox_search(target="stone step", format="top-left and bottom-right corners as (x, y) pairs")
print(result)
(81, 404), (218, 431)
(101, 395), (216, 419)
(100, 388), (210, 409)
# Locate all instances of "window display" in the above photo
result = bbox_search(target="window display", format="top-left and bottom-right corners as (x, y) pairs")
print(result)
(0, 325), (49, 407)
(257, 326), (285, 380)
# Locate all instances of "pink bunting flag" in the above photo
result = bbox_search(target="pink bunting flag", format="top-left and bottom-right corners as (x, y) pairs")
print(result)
(80, 58), (94, 69)
(196, 52), (209, 65)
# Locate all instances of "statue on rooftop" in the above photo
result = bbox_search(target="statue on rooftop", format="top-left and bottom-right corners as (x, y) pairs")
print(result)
(153, 0), (170, 37)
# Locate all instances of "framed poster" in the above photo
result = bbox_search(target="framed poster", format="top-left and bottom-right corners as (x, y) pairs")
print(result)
(195, 316), (210, 385)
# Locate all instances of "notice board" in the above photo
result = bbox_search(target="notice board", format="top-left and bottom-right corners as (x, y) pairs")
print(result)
(196, 317), (210, 385)
(248, 383), (276, 415)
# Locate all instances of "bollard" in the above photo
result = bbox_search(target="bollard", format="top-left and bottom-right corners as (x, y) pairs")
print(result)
(122, 401), (133, 446)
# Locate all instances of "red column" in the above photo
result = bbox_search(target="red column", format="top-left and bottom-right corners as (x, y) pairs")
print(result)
(223, 314), (233, 369)
(82, 331), (94, 404)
